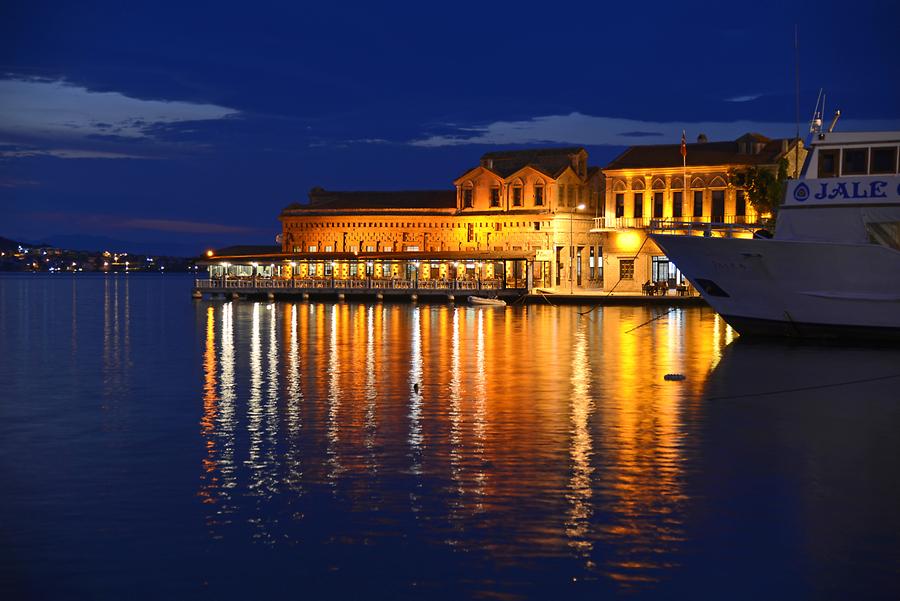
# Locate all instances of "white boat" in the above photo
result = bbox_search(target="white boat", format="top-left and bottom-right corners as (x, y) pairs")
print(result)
(468, 296), (507, 306)
(651, 130), (900, 340)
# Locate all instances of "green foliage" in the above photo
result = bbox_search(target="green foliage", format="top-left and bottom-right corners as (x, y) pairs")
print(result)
(729, 158), (790, 217)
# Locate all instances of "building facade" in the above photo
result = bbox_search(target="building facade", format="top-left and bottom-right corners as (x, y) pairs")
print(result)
(596, 133), (805, 293)
(280, 147), (605, 290)
(252, 134), (805, 294)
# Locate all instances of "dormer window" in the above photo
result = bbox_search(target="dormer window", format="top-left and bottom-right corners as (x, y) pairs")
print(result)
(534, 185), (544, 206)
(462, 187), (473, 208)
(512, 186), (522, 207)
(490, 187), (500, 207)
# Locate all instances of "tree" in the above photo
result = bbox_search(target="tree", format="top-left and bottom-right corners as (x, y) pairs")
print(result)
(729, 158), (789, 218)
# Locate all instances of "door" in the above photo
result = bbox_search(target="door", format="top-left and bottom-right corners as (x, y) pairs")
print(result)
(712, 190), (725, 222)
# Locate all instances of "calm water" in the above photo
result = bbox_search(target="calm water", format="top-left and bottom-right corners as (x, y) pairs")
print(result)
(1, 274), (899, 600)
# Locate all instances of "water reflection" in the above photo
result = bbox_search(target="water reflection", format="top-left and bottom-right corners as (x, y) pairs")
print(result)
(196, 303), (738, 590)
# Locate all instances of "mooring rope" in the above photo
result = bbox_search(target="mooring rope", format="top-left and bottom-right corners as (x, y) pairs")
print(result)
(704, 371), (900, 401)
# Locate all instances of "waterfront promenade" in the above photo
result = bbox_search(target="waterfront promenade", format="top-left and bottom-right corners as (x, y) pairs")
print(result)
(192, 277), (705, 305)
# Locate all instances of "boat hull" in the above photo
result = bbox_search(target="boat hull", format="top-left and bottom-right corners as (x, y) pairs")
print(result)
(650, 234), (900, 341)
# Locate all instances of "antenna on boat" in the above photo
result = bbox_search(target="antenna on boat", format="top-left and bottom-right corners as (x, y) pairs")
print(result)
(809, 88), (824, 135)
(827, 110), (841, 132)
(794, 25), (801, 178)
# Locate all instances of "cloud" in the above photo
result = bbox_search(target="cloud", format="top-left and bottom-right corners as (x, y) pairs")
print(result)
(410, 111), (900, 147)
(1, 147), (151, 159)
(0, 177), (39, 188)
(0, 77), (239, 157)
(33, 211), (263, 234)
(725, 94), (763, 102)
(618, 131), (664, 137)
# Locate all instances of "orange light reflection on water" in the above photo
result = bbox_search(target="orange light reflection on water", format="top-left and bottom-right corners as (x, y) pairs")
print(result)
(196, 302), (726, 589)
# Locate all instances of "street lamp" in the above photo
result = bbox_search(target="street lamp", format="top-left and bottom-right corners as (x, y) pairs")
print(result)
(570, 203), (586, 294)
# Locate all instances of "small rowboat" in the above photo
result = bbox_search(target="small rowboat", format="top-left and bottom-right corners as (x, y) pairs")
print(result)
(468, 296), (506, 306)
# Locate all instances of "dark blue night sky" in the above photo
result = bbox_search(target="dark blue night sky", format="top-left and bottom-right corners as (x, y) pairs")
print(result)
(2, 0), (899, 255)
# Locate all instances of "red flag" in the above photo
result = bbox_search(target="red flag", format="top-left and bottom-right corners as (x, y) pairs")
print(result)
(680, 130), (687, 159)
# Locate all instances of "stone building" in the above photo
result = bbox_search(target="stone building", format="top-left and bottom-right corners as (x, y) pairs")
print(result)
(279, 147), (605, 290)
(595, 133), (805, 293)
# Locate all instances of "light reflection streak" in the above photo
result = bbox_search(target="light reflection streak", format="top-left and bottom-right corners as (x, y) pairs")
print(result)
(199, 306), (219, 507)
(408, 306), (423, 471)
(247, 303), (263, 499)
(364, 305), (378, 470)
(214, 301), (236, 529)
(565, 318), (594, 560)
(326, 304), (343, 484)
(472, 309), (487, 505)
(284, 303), (303, 494)
(448, 308), (462, 477)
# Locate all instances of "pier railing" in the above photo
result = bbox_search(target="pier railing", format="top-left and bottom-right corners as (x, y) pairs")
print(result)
(195, 277), (513, 291)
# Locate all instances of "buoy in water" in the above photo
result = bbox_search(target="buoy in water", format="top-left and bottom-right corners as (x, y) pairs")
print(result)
(664, 373), (686, 381)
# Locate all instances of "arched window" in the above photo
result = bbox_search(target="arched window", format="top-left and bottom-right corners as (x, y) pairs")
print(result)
(671, 177), (684, 189)
(651, 177), (666, 190)
(709, 175), (727, 188)
(691, 176), (705, 189)
(461, 181), (474, 208)
(632, 178), (646, 191)
(613, 179), (627, 192)
(511, 178), (524, 207)
(533, 179), (545, 206)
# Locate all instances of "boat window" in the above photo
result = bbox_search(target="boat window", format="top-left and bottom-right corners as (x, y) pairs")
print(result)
(817, 149), (838, 178)
(841, 148), (868, 175)
(870, 146), (898, 174)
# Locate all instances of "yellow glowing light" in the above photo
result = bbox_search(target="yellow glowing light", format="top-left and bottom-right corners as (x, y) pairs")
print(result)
(617, 231), (642, 251)
(206, 250), (214, 257)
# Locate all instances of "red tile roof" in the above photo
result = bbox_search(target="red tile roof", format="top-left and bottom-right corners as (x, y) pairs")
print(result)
(605, 135), (795, 170)
(283, 188), (457, 212)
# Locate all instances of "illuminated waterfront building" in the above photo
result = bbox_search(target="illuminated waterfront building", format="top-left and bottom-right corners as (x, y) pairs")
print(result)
(279, 147), (605, 289)
(595, 133), (806, 293)
(202, 136), (804, 297)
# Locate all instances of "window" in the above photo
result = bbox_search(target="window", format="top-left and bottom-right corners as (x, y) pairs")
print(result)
(308, 245), (317, 252)
(366, 245), (375, 252)
(842, 148), (868, 175)
(735, 190), (747, 217)
(382, 245), (392, 252)
(633, 193), (643, 218)
(490, 187), (500, 207)
(653, 192), (664, 218)
(711, 190), (725, 221)
(467, 223), (474, 242)
(324, 262), (333, 276)
(673, 191), (683, 218)
(619, 259), (634, 280)
(871, 147), (898, 174)
(325, 245), (333, 252)
(512, 186), (522, 207)
(568, 186), (575, 207)
(350, 263), (357, 277)
(693, 191), (703, 217)
(615, 193), (625, 217)
(535, 186), (544, 206)
(652, 256), (670, 283)
(463, 188), (473, 208)
(589, 246), (595, 279)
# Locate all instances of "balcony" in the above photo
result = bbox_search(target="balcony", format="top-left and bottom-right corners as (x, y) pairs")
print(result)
(593, 215), (766, 233)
